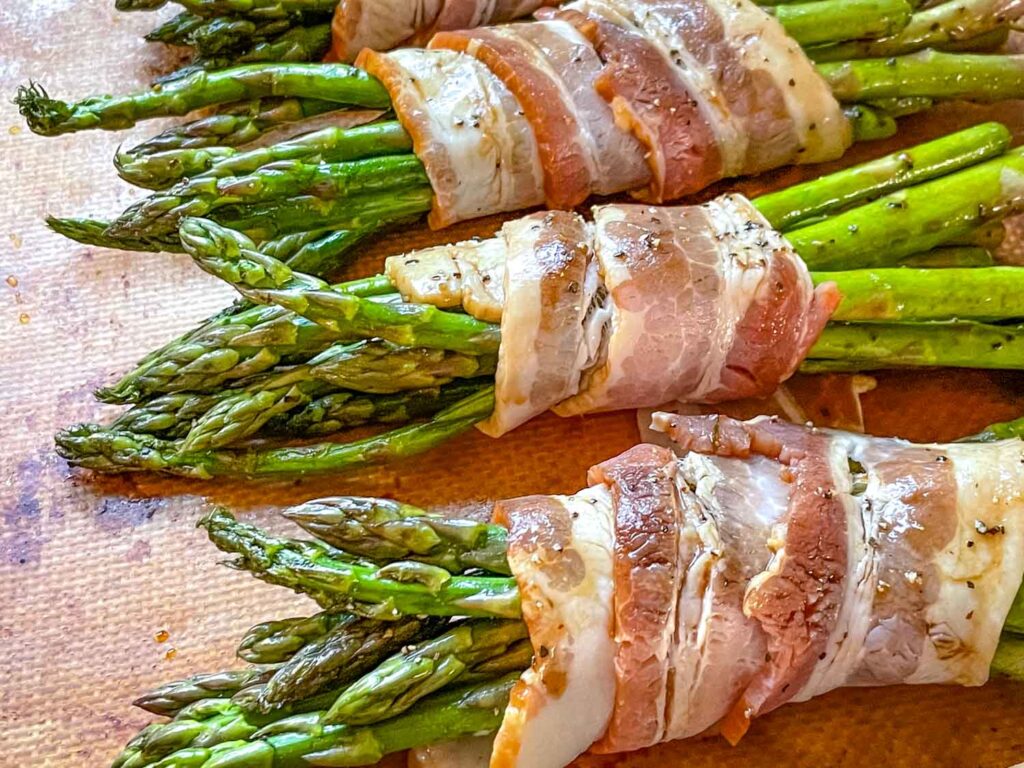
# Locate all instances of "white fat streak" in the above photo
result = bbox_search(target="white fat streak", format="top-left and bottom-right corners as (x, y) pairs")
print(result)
(498, 22), (603, 188)
(389, 49), (544, 223)
(790, 436), (872, 701)
(706, 0), (851, 164)
(566, 0), (748, 176)
(911, 440), (1024, 685)
(688, 195), (777, 400)
(496, 488), (618, 768)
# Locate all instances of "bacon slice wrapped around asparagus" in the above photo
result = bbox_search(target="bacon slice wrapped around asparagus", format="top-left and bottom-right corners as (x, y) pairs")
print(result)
(109, 414), (1024, 768)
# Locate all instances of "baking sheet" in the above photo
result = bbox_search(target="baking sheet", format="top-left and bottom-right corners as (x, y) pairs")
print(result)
(2, 4), (1024, 765)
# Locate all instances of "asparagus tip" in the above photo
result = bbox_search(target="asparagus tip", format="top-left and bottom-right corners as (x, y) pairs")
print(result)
(14, 82), (71, 136)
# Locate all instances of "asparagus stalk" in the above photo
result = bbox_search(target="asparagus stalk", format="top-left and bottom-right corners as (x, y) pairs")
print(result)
(46, 217), (184, 253)
(258, 615), (449, 709)
(819, 267), (1024, 322)
(846, 104), (897, 142)
(113, 156), (428, 236)
(805, 321), (1024, 371)
(810, 0), (1024, 62)
(268, 380), (488, 437)
(116, 121), (413, 191)
(96, 272), (394, 404)
(155, 0), (339, 18)
(238, 613), (348, 665)
(200, 508), (521, 618)
(324, 620), (528, 725)
(135, 669), (273, 717)
(146, 676), (517, 768)
(56, 386), (496, 478)
(898, 246), (994, 267)
(123, 98), (342, 158)
(788, 147), (1024, 270)
(184, 17), (298, 57)
(16, 64), (389, 136)
(177, 340), (494, 451)
(753, 122), (1011, 230)
(145, 12), (206, 44)
(773, 0), (913, 47)
(283, 496), (511, 575)
(817, 50), (1024, 103)
(180, 218), (501, 355)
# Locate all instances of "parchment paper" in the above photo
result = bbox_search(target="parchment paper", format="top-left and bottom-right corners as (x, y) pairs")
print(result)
(1, 4), (1023, 765)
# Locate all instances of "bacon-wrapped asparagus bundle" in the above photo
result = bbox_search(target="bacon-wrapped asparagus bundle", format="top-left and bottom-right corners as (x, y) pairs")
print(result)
(107, 414), (1024, 768)
(55, 128), (1024, 478)
(21, 0), (1024, 255)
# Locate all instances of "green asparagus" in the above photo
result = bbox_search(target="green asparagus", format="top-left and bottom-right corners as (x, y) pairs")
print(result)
(46, 217), (183, 253)
(788, 147), (1024, 270)
(180, 218), (500, 354)
(200, 508), (521, 618)
(113, 156), (428, 236)
(258, 615), (449, 709)
(819, 268), (1024, 322)
(753, 122), (1011, 230)
(145, 12), (206, 44)
(283, 496), (511, 574)
(17, 64), (389, 136)
(773, 0), (913, 47)
(135, 669), (273, 717)
(238, 613), (348, 665)
(325, 620), (528, 725)
(897, 246), (994, 268)
(810, 0), (1024, 62)
(118, 0), (338, 18)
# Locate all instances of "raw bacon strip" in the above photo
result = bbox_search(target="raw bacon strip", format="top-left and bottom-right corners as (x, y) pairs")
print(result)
(556, 195), (835, 416)
(479, 211), (592, 437)
(356, 48), (544, 228)
(653, 413), (848, 733)
(491, 489), (617, 768)
(429, 27), (589, 209)
(385, 238), (506, 323)
(553, 2), (728, 200)
(586, 444), (680, 753)
(330, 0), (554, 63)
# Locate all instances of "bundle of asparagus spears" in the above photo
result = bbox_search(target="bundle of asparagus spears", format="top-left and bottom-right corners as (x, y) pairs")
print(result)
(55, 125), (1024, 478)
(14, 0), (1024, 262)
(110, 427), (1024, 768)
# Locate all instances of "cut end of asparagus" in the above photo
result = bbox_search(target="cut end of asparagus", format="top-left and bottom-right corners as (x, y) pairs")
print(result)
(14, 82), (73, 136)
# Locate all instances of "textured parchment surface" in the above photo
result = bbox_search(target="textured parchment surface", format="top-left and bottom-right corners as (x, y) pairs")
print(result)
(2, 4), (1024, 766)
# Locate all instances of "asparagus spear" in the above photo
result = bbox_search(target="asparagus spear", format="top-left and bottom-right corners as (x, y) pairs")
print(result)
(238, 613), (348, 665)
(178, 339), (494, 451)
(283, 496), (511, 575)
(788, 147), (1024, 269)
(135, 669), (274, 717)
(810, 0), (1024, 62)
(846, 104), (897, 142)
(181, 218), (501, 355)
(325, 620), (528, 725)
(57, 385), (495, 478)
(113, 156), (428, 236)
(96, 273), (395, 404)
(145, 12), (206, 44)
(200, 508), (521, 618)
(159, 0), (338, 18)
(46, 217), (184, 253)
(898, 246), (994, 268)
(146, 675), (517, 768)
(753, 122), (1011, 230)
(773, 0), (913, 47)
(184, 16), (297, 57)
(116, 121), (413, 191)
(123, 98), (342, 158)
(804, 321), (1024, 371)
(819, 267), (1024, 322)
(258, 615), (449, 709)
(269, 380), (487, 437)
(817, 50), (1024, 102)
(16, 64), (389, 136)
